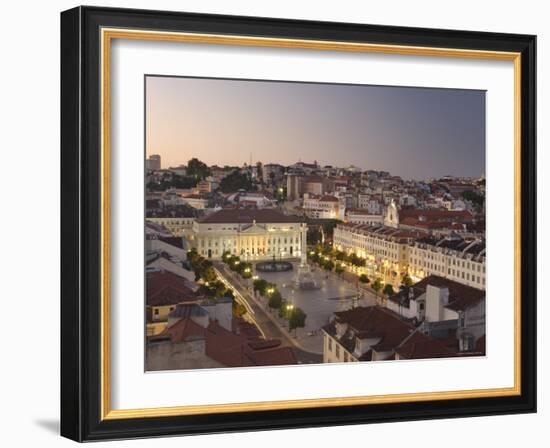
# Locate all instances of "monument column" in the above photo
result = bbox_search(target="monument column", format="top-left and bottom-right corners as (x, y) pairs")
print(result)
(300, 223), (307, 265)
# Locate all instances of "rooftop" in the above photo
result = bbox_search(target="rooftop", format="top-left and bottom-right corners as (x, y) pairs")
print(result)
(395, 330), (456, 359)
(146, 270), (199, 307)
(324, 306), (416, 355)
(197, 208), (303, 224)
(324, 306), (457, 360)
(388, 275), (485, 311)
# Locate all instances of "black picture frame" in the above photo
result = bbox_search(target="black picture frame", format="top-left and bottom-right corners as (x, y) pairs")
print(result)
(61, 5), (536, 442)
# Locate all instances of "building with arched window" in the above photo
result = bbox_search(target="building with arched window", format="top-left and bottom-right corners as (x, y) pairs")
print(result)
(190, 208), (307, 262)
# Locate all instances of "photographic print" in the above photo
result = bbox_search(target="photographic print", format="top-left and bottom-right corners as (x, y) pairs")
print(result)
(144, 76), (487, 371)
(61, 9), (536, 440)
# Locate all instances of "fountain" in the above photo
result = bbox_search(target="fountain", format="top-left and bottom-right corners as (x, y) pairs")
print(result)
(256, 257), (293, 272)
(292, 263), (320, 290)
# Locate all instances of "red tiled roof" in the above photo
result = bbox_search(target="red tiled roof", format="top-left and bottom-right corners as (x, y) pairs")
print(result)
(147, 270), (198, 306)
(197, 208), (302, 224)
(399, 208), (473, 222)
(346, 208), (380, 215)
(247, 339), (281, 350)
(319, 195), (339, 202)
(395, 331), (456, 359)
(160, 317), (206, 343)
(147, 285), (196, 307)
(388, 275), (484, 311)
(234, 318), (263, 339)
(332, 306), (415, 352)
(245, 346), (297, 366)
(325, 306), (458, 360)
(205, 320), (297, 367)
(156, 312), (298, 367)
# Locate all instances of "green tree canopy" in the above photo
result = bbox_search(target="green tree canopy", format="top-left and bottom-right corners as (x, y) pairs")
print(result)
(253, 278), (268, 294)
(202, 266), (218, 284)
(401, 273), (413, 287)
(219, 171), (254, 193)
(383, 284), (395, 296)
(268, 290), (282, 310)
(187, 158), (211, 180)
(462, 190), (484, 207)
(323, 259), (335, 271)
(359, 274), (370, 284)
(289, 307), (307, 332)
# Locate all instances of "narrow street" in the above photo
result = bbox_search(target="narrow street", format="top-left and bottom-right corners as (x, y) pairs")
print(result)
(215, 263), (323, 365)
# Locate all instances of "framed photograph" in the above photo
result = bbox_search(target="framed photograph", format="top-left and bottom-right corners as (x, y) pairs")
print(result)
(60, 6), (536, 441)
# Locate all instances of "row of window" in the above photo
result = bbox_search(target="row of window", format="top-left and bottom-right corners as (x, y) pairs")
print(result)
(200, 247), (299, 257)
(153, 306), (175, 315)
(199, 236), (300, 247)
(326, 336), (352, 362)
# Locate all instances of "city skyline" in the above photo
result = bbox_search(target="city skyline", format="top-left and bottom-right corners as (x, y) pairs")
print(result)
(146, 76), (486, 180)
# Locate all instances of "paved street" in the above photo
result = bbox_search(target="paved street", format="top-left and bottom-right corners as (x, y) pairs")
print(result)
(215, 263), (322, 364)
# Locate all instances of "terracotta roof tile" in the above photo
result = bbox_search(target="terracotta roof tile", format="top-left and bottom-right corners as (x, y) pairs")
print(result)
(388, 275), (484, 311)
(197, 208), (302, 224)
(147, 270), (199, 306)
(395, 331), (456, 359)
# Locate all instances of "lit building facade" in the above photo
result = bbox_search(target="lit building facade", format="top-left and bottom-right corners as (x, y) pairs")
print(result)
(345, 208), (384, 226)
(302, 194), (343, 219)
(333, 222), (486, 290)
(146, 216), (195, 237)
(408, 236), (486, 289)
(333, 223), (421, 285)
(191, 209), (307, 261)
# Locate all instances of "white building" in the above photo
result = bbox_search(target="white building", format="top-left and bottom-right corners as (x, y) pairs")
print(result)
(227, 191), (274, 209)
(344, 208), (383, 226)
(322, 306), (455, 363)
(333, 222), (422, 285)
(357, 194), (383, 214)
(333, 223), (486, 290)
(146, 216), (195, 237)
(408, 235), (486, 289)
(387, 275), (485, 352)
(302, 193), (343, 219)
(191, 208), (307, 261)
(180, 194), (209, 209)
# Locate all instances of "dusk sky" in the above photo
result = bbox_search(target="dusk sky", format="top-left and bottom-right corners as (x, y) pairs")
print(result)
(145, 76), (485, 180)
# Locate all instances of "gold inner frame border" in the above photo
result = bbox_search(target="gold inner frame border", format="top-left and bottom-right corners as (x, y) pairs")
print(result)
(99, 27), (522, 420)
